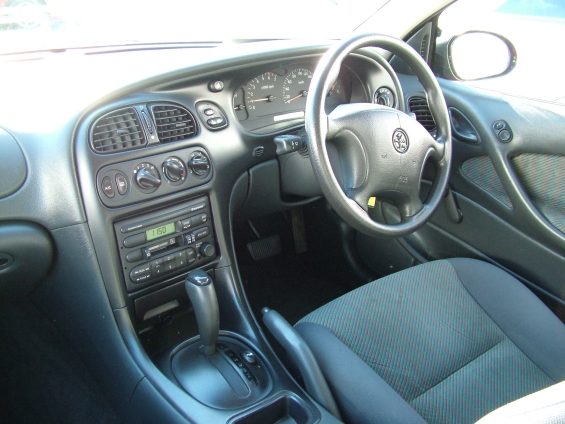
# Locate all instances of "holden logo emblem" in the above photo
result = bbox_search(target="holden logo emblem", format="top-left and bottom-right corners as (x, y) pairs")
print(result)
(392, 129), (409, 154)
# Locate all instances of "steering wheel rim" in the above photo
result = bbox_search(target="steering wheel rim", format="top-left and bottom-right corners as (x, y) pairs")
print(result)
(305, 33), (452, 238)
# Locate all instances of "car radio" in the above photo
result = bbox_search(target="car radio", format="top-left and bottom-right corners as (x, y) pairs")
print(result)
(114, 196), (217, 292)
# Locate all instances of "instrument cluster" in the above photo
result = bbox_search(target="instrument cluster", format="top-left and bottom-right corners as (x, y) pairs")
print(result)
(233, 62), (353, 132)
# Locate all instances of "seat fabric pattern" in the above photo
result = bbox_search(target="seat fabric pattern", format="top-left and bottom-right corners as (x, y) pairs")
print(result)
(297, 260), (555, 424)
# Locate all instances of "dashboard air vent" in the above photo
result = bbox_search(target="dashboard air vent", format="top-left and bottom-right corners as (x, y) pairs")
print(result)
(409, 96), (436, 132)
(91, 108), (146, 153)
(151, 104), (197, 143)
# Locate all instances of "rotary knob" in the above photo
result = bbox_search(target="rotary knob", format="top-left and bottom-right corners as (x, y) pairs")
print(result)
(134, 163), (161, 192)
(162, 157), (186, 184)
(188, 151), (211, 177)
(200, 243), (216, 258)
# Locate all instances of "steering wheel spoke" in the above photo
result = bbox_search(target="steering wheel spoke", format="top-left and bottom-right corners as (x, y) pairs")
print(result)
(306, 33), (451, 237)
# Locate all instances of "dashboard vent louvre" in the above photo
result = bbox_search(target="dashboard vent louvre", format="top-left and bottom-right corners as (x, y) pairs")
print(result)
(409, 96), (436, 132)
(91, 108), (146, 153)
(151, 104), (197, 142)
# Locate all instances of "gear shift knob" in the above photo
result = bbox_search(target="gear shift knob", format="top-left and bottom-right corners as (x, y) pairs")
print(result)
(185, 269), (219, 356)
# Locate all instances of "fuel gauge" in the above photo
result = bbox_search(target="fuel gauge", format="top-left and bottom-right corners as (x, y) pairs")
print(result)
(325, 78), (347, 113)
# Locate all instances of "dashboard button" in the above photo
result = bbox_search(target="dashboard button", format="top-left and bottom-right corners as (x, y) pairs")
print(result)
(174, 250), (188, 268)
(126, 250), (143, 263)
(208, 80), (224, 92)
(163, 254), (176, 273)
(184, 233), (196, 245)
(130, 263), (152, 283)
(151, 258), (165, 277)
(498, 129), (512, 142)
(207, 117), (225, 127)
(115, 173), (128, 195)
(190, 214), (203, 227)
(124, 232), (146, 248)
(194, 226), (210, 240)
(204, 108), (214, 116)
(187, 248), (196, 264)
(101, 176), (115, 198)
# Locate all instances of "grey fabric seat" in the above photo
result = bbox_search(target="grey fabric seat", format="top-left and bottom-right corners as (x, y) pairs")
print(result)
(295, 259), (565, 424)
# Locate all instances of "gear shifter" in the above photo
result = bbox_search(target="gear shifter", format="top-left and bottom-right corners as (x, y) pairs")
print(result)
(167, 269), (271, 409)
(185, 269), (219, 356)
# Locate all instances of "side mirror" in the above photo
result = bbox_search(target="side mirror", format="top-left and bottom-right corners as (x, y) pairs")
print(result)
(436, 31), (517, 81)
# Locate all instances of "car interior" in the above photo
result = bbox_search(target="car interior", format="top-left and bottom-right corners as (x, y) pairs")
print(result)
(1, 0), (565, 423)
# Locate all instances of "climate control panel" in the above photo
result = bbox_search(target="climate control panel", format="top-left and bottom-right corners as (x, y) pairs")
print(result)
(97, 146), (212, 207)
(114, 197), (217, 292)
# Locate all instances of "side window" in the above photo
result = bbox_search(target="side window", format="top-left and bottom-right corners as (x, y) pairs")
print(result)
(436, 0), (565, 103)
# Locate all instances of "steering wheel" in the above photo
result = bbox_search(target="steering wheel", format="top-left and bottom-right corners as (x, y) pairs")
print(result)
(306, 33), (451, 238)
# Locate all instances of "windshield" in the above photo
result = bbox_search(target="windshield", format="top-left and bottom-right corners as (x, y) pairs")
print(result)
(0, 0), (388, 55)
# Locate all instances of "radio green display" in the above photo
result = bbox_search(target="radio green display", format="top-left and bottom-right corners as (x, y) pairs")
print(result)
(146, 222), (176, 242)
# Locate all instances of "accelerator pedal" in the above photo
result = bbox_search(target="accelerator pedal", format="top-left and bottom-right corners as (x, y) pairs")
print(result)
(291, 207), (308, 254)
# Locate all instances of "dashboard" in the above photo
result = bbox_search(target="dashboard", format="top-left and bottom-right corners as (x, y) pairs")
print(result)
(0, 40), (405, 423)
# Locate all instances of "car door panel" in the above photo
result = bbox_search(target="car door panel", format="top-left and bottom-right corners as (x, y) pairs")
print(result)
(398, 75), (565, 313)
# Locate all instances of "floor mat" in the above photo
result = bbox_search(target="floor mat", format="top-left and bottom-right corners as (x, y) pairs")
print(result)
(0, 301), (121, 424)
(234, 213), (351, 325)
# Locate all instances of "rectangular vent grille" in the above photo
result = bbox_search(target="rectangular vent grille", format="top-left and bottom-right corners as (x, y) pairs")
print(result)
(91, 108), (146, 153)
(152, 104), (197, 143)
(409, 96), (436, 132)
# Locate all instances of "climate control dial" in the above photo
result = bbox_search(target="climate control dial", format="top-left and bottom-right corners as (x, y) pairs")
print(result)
(133, 163), (161, 193)
(162, 156), (186, 185)
(188, 151), (211, 177)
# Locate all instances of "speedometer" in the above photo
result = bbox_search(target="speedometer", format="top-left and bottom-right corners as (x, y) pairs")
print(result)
(282, 68), (313, 109)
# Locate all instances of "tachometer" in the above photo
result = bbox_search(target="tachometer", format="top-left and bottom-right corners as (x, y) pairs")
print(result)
(245, 71), (279, 115)
(282, 68), (313, 108)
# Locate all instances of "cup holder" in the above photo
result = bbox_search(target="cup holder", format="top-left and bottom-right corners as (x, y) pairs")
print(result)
(230, 392), (315, 424)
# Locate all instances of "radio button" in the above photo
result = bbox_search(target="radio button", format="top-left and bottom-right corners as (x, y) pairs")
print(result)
(184, 233), (196, 245)
(130, 263), (152, 283)
(126, 250), (143, 263)
(180, 218), (192, 230)
(190, 213), (208, 227)
(151, 258), (165, 277)
(174, 250), (188, 268)
(187, 248), (197, 264)
(124, 233), (146, 248)
(163, 254), (176, 273)
(194, 226), (210, 240)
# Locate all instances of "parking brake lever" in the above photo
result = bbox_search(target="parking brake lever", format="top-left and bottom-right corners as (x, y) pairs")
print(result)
(185, 269), (219, 356)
